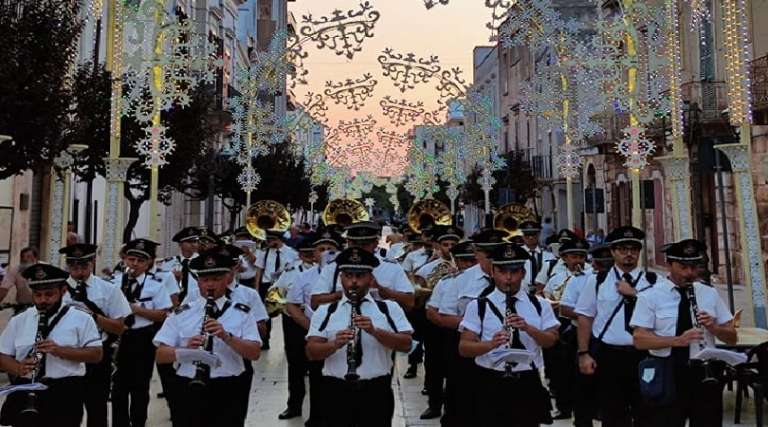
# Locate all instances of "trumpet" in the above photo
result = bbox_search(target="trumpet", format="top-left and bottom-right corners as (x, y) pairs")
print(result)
(345, 290), (362, 382)
(20, 309), (48, 419)
(189, 289), (217, 389)
(686, 283), (718, 384)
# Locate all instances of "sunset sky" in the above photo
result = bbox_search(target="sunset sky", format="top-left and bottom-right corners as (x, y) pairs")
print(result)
(287, 0), (494, 176)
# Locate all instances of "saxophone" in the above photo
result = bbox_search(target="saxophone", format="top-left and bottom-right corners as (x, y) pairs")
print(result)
(189, 289), (217, 389)
(344, 290), (361, 382)
(20, 310), (48, 418)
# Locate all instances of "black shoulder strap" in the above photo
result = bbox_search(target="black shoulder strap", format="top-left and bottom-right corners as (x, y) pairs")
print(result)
(479, 282), (495, 298)
(527, 293), (542, 315)
(595, 270), (610, 293)
(331, 265), (341, 293)
(374, 300), (398, 333)
(43, 306), (71, 339)
(645, 271), (657, 285)
(546, 259), (558, 279)
(318, 301), (339, 332)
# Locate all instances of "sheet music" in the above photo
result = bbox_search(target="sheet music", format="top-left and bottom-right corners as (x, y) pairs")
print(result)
(488, 348), (535, 369)
(692, 347), (748, 366)
(0, 383), (47, 397)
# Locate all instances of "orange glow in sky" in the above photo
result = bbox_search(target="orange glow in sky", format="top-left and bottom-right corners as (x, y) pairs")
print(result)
(288, 0), (493, 176)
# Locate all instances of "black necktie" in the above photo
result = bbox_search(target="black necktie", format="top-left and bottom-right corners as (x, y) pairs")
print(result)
(672, 287), (693, 365)
(274, 249), (281, 275)
(180, 259), (190, 301)
(536, 251), (543, 277)
(508, 296), (525, 349)
(622, 273), (637, 333)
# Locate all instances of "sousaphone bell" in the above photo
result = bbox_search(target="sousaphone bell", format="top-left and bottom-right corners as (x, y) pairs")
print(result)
(322, 199), (369, 228)
(245, 200), (291, 316)
(493, 203), (535, 240)
(407, 199), (452, 234)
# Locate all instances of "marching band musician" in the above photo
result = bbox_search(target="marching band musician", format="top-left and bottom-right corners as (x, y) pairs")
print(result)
(534, 229), (578, 294)
(542, 238), (589, 422)
(0, 264), (103, 427)
(458, 242), (560, 427)
(630, 239), (736, 427)
(255, 230), (298, 350)
(400, 231), (429, 276)
(154, 251), (262, 427)
(310, 221), (414, 313)
(285, 230), (344, 426)
(589, 244), (614, 273)
(232, 227), (261, 289)
(158, 227), (201, 306)
(518, 220), (555, 294)
(427, 240), (477, 426)
(60, 244), (132, 427)
(413, 225), (462, 420)
(575, 226), (655, 427)
(306, 248), (413, 427)
(111, 239), (172, 427)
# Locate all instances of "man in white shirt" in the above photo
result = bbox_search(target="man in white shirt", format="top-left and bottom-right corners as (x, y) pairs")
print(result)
(575, 226), (656, 427)
(154, 251), (262, 426)
(534, 229), (578, 294)
(459, 242), (560, 426)
(255, 230), (299, 350)
(519, 221), (555, 294)
(60, 243), (132, 427)
(158, 226), (200, 305)
(111, 239), (173, 427)
(232, 226), (261, 289)
(306, 247), (413, 427)
(0, 264), (103, 427)
(631, 239), (736, 426)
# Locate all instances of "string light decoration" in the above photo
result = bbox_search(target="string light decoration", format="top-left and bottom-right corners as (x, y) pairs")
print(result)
(380, 96), (425, 126)
(136, 124), (174, 167)
(423, 109), (446, 126)
(666, 0), (684, 142)
(497, 0), (570, 51)
(287, 92), (329, 133)
(229, 98), (285, 163)
(299, 1), (380, 60)
(286, 31), (310, 89)
(324, 73), (378, 111)
(377, 128), (410, 164)
(557, 144), (583, 179)
(338, 115), (377, 139)
(237, 166), (261, 192)
(686, 0), (711, 34)
(378, 48), (442, 93)
(436, 67), (469, 106)
(239, 29), (293, 96)
(617, 125), (656, 169)
(722, 0), (752, 125)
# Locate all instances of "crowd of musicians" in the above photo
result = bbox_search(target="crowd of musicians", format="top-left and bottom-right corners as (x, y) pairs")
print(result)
(0, 197), (741, 427)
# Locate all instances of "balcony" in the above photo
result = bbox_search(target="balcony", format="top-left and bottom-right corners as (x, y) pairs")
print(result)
(752, 55), (768, 123)
(680, 81), (729, 121)
(531, 154), (553, 180)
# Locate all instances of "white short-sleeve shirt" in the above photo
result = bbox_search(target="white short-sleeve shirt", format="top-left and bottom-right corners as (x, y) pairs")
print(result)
(153, 296), (262, 378)
(459, 287), (560, 372)
(426, 275), (452, 309)
(0, 305), (102, 379)
(535, 257), (565, 286)
(287, 266), (321, 319)
(64, 275), (133, 321)
(311, 258), (414, 298)
(630, 280), (733, 357)
(307, 293), (413, 380)
(559, 271), (590, 310)
(256, 245), (299, 283)
(112, 273), (173, 329)
(456, 264), (494, 316)
(574, 266), (655, 346)
(401, 248), (429, 273)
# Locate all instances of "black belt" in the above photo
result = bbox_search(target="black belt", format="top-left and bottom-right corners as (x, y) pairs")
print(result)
(476, 366), (538, 379)
(324, 375), (390, 386)
(600, 343), (637, 352)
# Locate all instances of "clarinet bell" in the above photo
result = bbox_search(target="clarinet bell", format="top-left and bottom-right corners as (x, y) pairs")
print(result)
(344, 372), (360, 382)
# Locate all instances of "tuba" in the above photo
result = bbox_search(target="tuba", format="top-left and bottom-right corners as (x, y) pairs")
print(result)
(245, 200), (292, 242)
(322, 199), (369, 228)
(493, 203), (535, 238)
(407, 199), (451, 234)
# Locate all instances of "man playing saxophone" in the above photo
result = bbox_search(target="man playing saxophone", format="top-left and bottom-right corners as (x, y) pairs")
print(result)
(631, 239), (736, 427)
(0, 264), (102, 427)
(307, 248), (413, 427)
(154, 251), (262, 427)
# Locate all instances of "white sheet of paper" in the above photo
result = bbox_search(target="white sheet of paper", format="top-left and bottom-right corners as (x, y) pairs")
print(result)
(488, 348), (535, 369)
(692, 347), (748, 366)
(176, 349), (222, 368)
(0, 383), (48, 397)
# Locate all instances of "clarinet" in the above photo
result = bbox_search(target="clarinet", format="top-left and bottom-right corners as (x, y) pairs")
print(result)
(20, 309), (48, 418)
(189, 289), (217, 389)
(344, 290), (361, 382)
(685, 284), (718, 384)
(503, 285), (518, 378)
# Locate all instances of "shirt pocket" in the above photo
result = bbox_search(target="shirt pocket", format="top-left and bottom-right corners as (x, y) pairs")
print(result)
(52, 326), (80, 348)
(655, 306), (679, 334)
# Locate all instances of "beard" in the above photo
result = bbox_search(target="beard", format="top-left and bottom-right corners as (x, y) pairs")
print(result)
(36, 298), (63, 315)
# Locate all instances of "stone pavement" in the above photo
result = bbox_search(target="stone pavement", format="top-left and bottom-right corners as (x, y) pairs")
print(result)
(0, 309), (764, 426)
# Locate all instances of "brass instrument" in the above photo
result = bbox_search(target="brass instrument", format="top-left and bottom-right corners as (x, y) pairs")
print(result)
(415, 256), (456, 307)
(549, 264), (583, 302)
(686, 283), (718, 384)
(322, 199), (369, 228)
(190, 290), (217, 389)
(264, 287), (287, 318)
(19, 310), (48, 420)
(345, 290), (362, 382)
(493, 203), (535, 238)
(245, 200), (292, 241)
(407, 199), (451, 234)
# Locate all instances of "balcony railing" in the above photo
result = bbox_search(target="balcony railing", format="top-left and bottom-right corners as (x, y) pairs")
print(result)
(680, 81), (729, 121)
(531, 154), (552, 180)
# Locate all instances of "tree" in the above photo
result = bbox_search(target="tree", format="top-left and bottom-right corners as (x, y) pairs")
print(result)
(65, 63), (111, 181)
(0, 0), (83, 178)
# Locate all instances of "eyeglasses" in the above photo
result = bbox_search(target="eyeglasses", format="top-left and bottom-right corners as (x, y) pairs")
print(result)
(613, 246), (641, 254)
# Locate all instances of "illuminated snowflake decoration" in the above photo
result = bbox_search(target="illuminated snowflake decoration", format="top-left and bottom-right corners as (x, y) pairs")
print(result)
(378, 48), (442, 93)
(436, 67), (469, 106)
(324, 73), (377, 111)
(380, 96), (425, 126)
(364, 197), (375, 208)
(236, 29), (292, 96)
(338, 115), (377, 139)
(557, 145), (583, 179)
(617, 126), (655, 170)
(497, 0), (567, 50)
(121, 1), (223, 123)
(299, 1), (380, 60)
(136, 124), (175, 167)
(229, 98), (285, 165)
(237, 166), (261, 192)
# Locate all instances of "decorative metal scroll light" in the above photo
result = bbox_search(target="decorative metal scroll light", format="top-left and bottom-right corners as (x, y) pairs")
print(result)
(436, 67), (469, 107)
(378, 48), (442, 93)
(338, 115), (377, 139)
(299, 1), (381, 60)
(324, 73), (378, 111)
(380, 96), (425, 126)
(423, 0), (450, 9)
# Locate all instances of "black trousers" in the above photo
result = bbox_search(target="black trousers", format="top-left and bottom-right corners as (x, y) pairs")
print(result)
(595, 343), (651, 427)
(424, 319), (445, 411)
(475, 367), (551, 427)
(649, 363), (726, 427)
(560, 327), (596, 427)
(112, 325), (156, 427)
(231, 361), (254, 425)
(323, 376), (393, 427)
(83, 344), (113, 427)
(0, 377), (85, 427)
(176, 377), (244, 427)
(407, 307), (426, 367)
(439, 328), (460, 426)
(453, 351), (482, 426)
(543, 321), (575, 414)
(282, 314), (325, 425)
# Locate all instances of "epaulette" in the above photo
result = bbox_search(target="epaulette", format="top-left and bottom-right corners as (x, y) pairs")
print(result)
(234, 303), (251, 313)
(284, 266), (296, 272)
(173, 304), (191, 315)
(161, 257), (174, 263)
(381, 258), (396, 264)
(69, 304), (90, 314)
